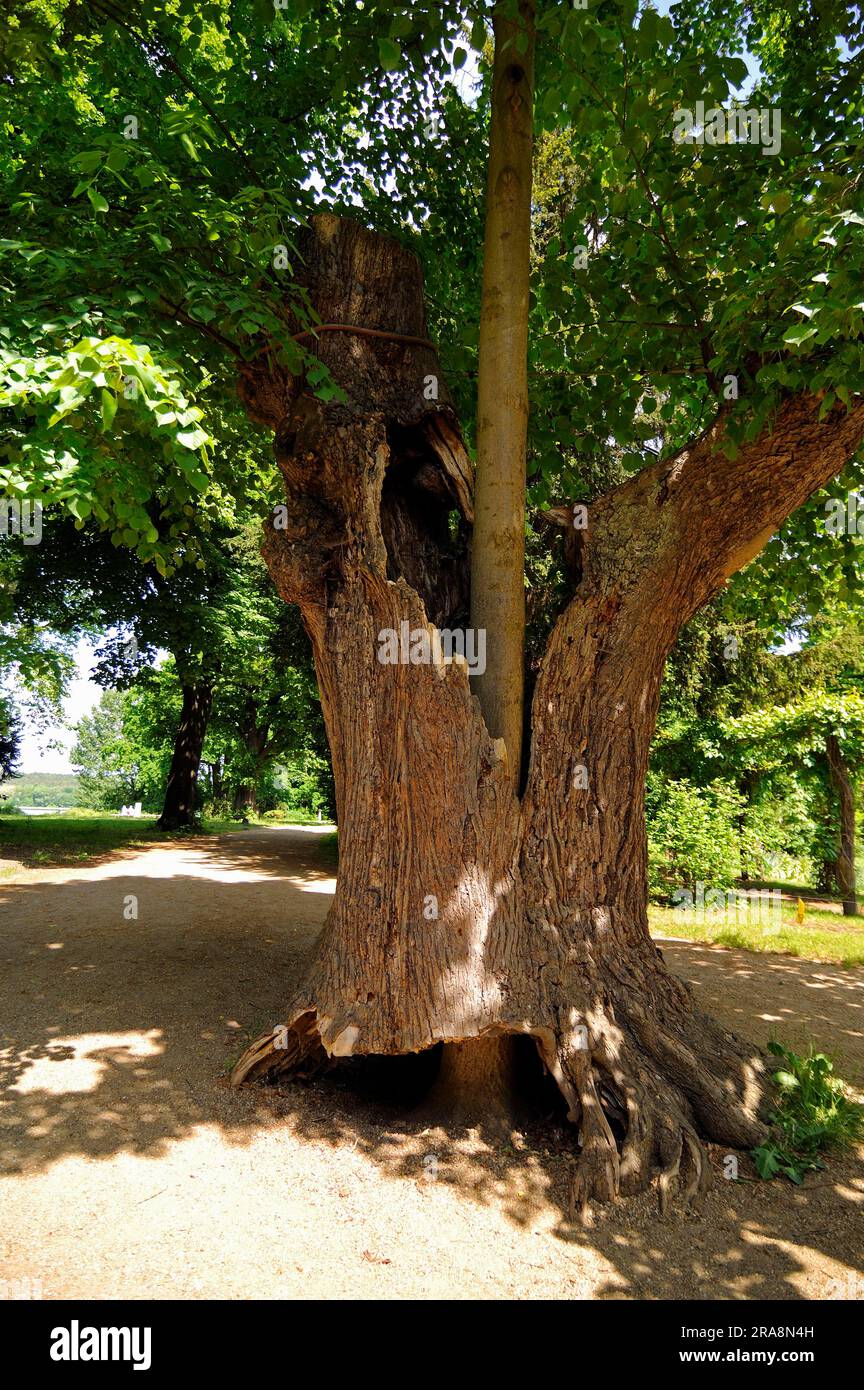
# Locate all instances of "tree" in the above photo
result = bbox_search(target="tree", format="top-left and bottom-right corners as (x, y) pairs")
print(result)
(726, 693), (864, 917)
(5, 0), (864, 1206)
(0, 694), (21, 794)
(72, 686), (171, 810)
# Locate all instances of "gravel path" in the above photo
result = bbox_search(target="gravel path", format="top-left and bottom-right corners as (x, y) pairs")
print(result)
(1, 826), (862, 1301)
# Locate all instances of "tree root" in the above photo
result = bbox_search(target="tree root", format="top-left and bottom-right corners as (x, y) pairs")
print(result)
(230, 1010), (327, 1087)
(231, 977), (767, 1214)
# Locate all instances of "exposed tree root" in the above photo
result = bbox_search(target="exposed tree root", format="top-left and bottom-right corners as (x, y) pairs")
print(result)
(231, 967), (768, 1215)
(231, 1009), (327, 1087)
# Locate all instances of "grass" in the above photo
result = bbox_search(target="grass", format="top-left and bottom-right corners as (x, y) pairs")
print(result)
(257, 807), (334, 826)
(650, 895), (864, 967)
(0, 809), (336, 870)
(752, 1041), (864, 1183)
(0, 813), (242, 869)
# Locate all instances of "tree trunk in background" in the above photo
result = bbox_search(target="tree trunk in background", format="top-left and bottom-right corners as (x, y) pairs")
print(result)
(233, 781), (257, 816)
(232, 698), (269, 818)
(157, 680), (213, 830)
(827, 734), (859, 916)
(439, 0), (535, 1118)
(231, 213), (864, 1206)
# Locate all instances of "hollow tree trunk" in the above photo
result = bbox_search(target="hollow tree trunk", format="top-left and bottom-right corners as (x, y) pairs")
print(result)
(826, 734), (859, 916)
(232, 213), (864, 1206)
(157, 680), (213, 830)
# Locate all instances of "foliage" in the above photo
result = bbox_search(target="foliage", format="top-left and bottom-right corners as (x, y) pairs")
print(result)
(1, 0), (863, 912)
(0, 692), (21, 788)
(752, 1041), (864, 1184)
(71, 686), (173, 810)
(646, 774), (741, 900)
(738, 784), (816, 885)
(271, 749), (336, 819)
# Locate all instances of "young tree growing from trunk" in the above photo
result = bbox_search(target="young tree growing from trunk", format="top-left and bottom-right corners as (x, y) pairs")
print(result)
(433, 0), (535, 1120)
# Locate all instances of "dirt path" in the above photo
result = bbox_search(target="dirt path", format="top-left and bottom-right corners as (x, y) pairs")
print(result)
(1, 827), (862, 1301)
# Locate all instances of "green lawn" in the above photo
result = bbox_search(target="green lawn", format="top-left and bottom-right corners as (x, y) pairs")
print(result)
(650, 896), (864, 968)
(0, 813), (241, 869)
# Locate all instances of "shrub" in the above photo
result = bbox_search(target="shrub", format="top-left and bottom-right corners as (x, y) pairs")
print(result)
(739, 782), (816, 884)
(646, 776), (741, 903)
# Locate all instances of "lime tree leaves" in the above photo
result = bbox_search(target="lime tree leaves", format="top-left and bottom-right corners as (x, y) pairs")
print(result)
(726, 691), (864, 774)
(3, 0), (863, 571)
(525, 0), (864, 502)
(0, 334), (220, 573)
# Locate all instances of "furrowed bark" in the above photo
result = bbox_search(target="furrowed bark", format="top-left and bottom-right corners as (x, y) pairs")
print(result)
(157, 679), (213, 830)
(231, 211), (864, 1207)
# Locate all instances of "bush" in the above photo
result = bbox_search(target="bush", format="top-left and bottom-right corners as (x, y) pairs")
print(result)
(646, 776), (741, 903)
(271, 750), (335, 819)
(739, 781), (816, 885)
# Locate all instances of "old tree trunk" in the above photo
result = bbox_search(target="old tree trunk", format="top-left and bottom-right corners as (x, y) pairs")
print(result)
(232, 214), (864, 1207)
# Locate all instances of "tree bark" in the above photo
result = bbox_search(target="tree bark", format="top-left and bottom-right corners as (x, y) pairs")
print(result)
(826, 734), (858, 916)
(470, 0), (534, 784)
(432, 1), (535, 1120)
(232, 212), (864, 1207)
(233, 781), (257, 816)
(156, 680), (213, 830)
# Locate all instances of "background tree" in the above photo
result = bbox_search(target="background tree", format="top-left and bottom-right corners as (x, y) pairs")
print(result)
(72, 686), (171, 811)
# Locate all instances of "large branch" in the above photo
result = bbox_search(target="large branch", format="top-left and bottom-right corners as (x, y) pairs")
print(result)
(586, 393), (864, 629)
(523, 393), (864, 923)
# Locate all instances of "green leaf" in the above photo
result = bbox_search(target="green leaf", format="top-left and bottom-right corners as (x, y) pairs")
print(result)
(378, 37), (401, 72)
(176, 427), (209, 451)
(100, 388), (118, 433)
(782, 324), (818, 346)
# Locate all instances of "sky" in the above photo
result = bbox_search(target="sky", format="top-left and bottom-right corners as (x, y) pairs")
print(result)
(18, 638), (102, 775)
